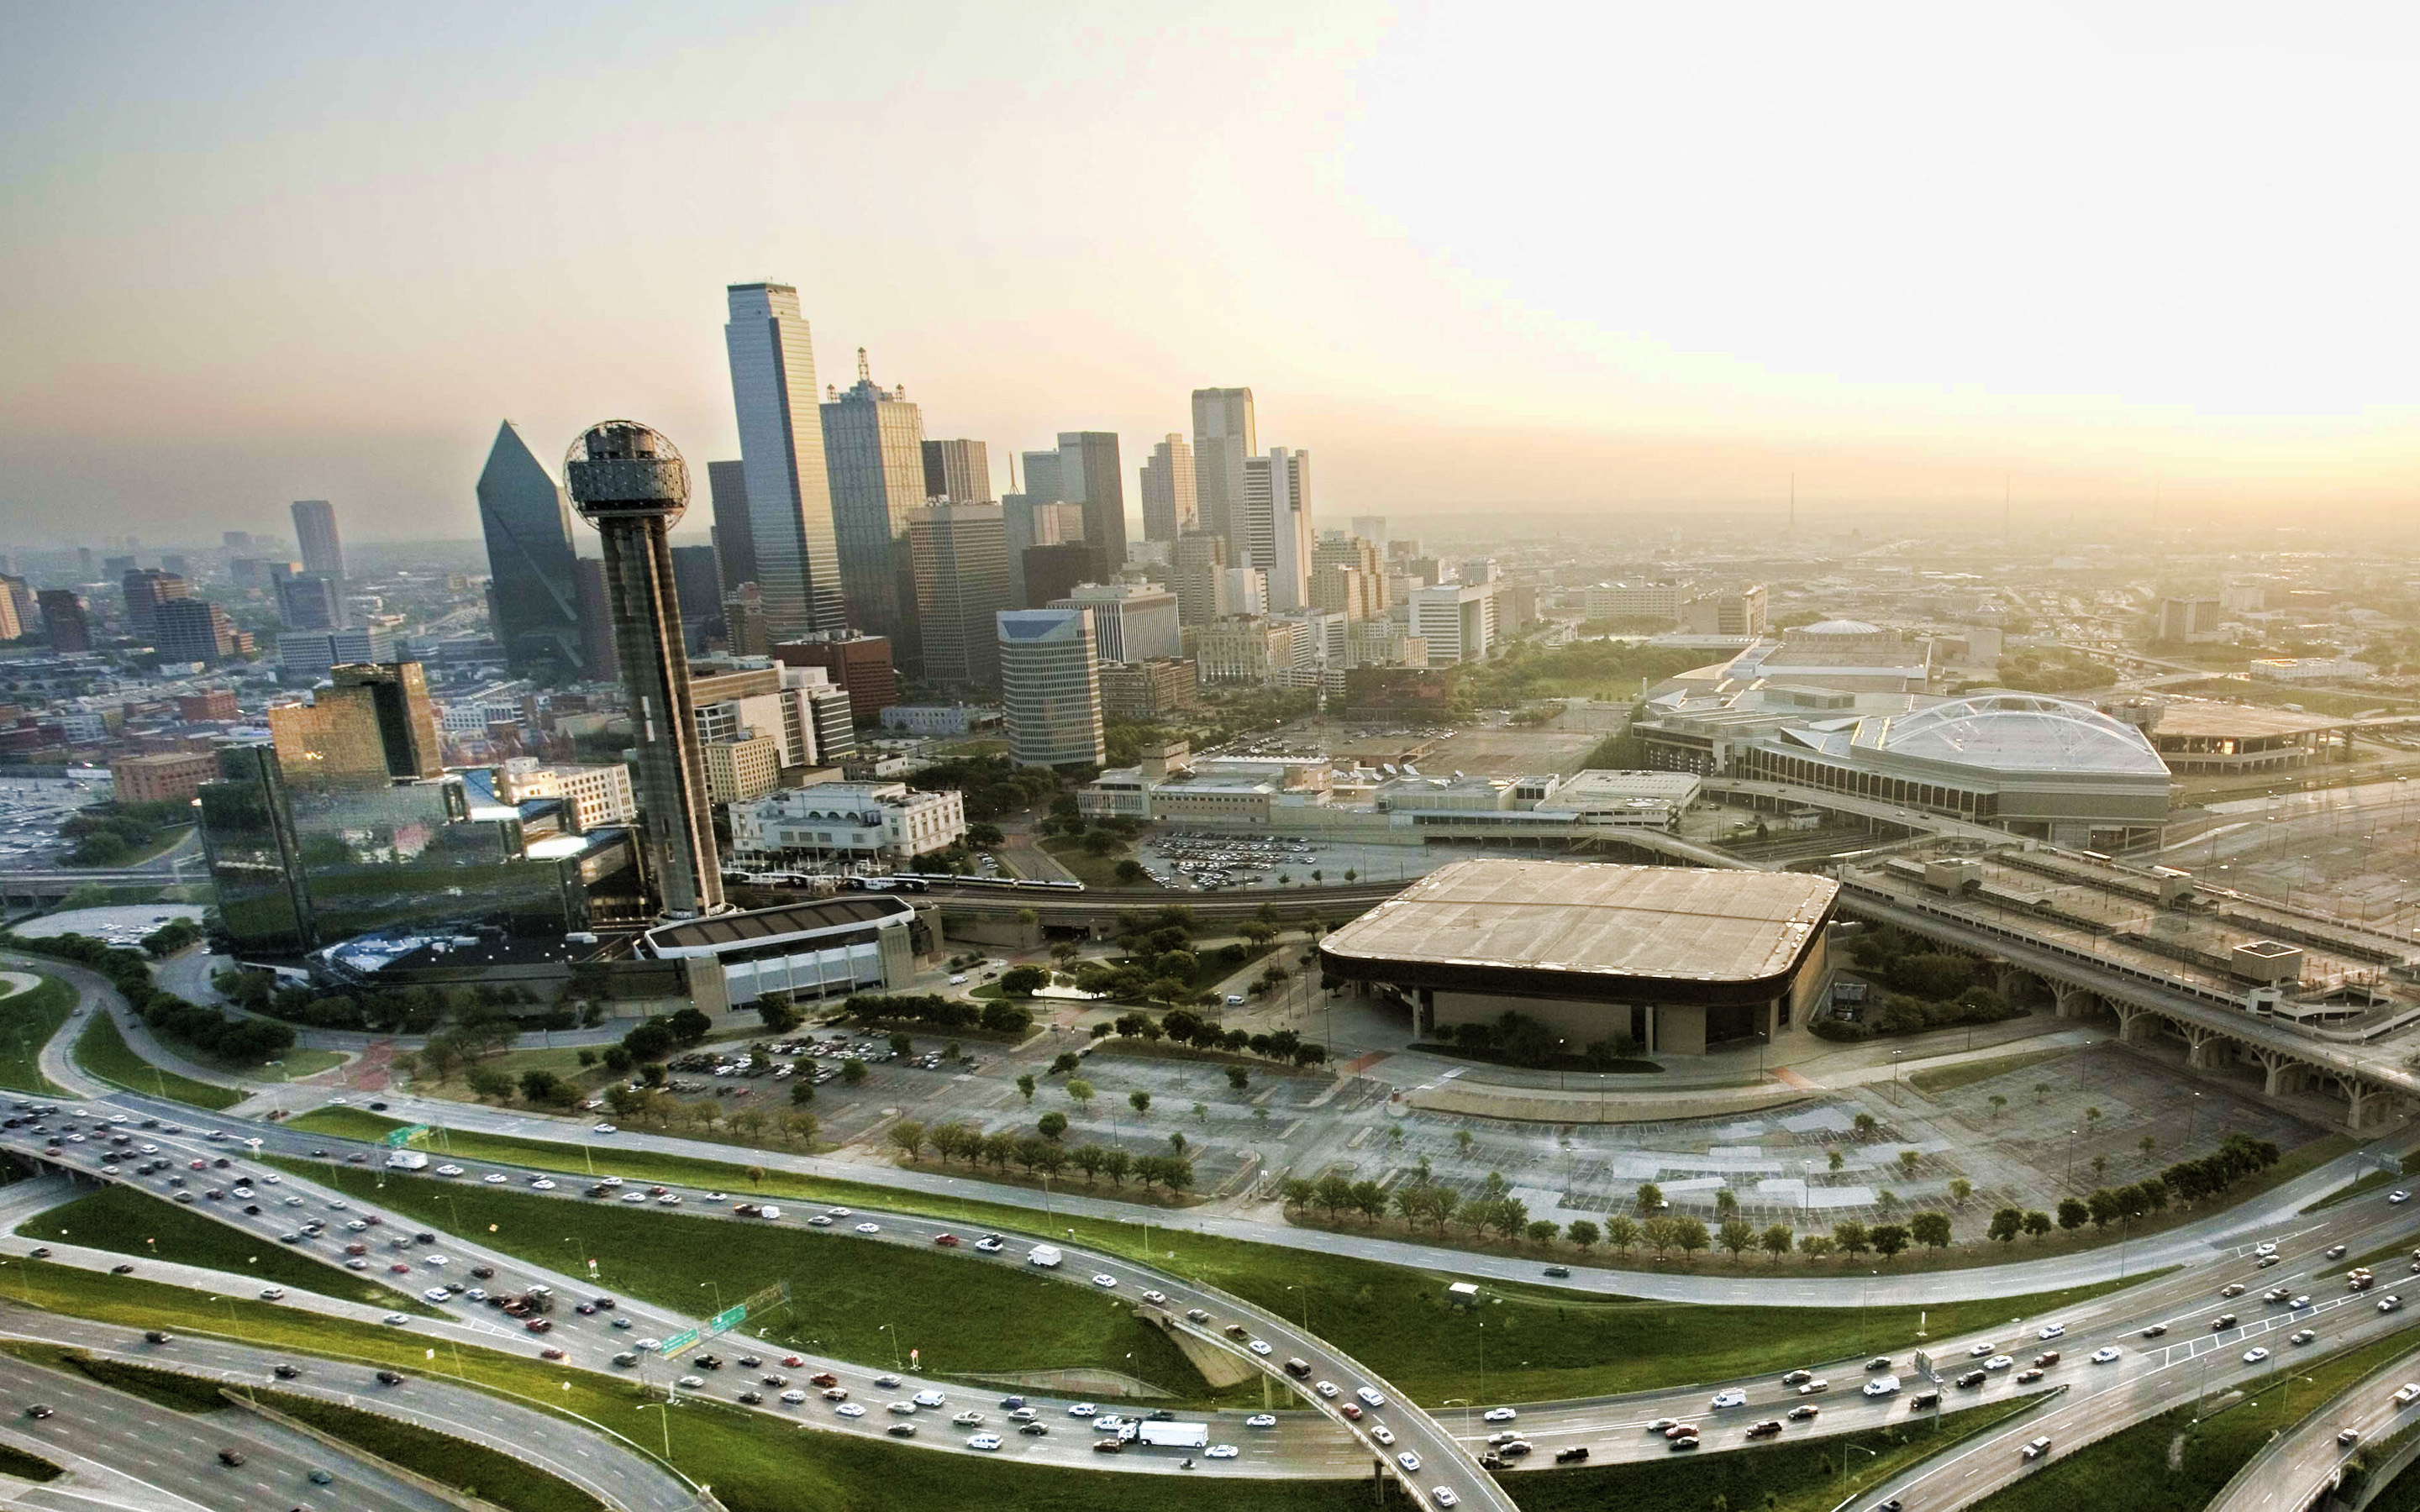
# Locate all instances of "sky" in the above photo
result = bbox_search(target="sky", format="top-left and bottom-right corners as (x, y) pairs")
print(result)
(5, 1), (2420, 544)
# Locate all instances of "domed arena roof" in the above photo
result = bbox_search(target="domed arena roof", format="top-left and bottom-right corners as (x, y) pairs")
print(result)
(1871, 693), (2169, 775)
(1798, 617), (1881, 635)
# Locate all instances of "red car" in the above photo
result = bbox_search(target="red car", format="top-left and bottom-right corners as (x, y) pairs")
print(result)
(810, 1373), (839, 1389)
(524, 1318), (553, 1333)
(1339, 1404), (1363, 1421)
(933, 1234), (960, 1247)
(539, 1347), (566, 1360)
(189, 1159), (207, 1169)
(782, 1356), (803, 1368)
(388, 1263), (410, 1274)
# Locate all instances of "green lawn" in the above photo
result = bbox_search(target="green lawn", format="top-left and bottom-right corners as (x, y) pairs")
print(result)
(1973, 1325), (2420, 1512)
(2305, 1169), (2399, 1214)
(71, 1013), (243, 1109)
(0, 1251), (1366, 1512)
(1908, 1046), (2079, 1098)
(18, 1184), (434, 1313)
(1041, 836), (1138, 889)
(1507, 1394), (2047, 1512)
(269, 1121), (2159, 1405)
(255, 1389), (603, 1512)
(2, 1340), (232, 1412)
(280, 1162), (1228, 1403)
(0, 975), (75, 1095)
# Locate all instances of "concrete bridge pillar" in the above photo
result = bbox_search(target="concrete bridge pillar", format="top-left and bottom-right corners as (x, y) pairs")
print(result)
(2338, 1077), (2390, 1134)
(2054, 984), (2096, 1021)
(2250, 1047), (2292, 1097)
(1996, 967), (2039, 1004)
(2182, 1026), (2218, 1068)
(2111, 1003), (2154, 1044)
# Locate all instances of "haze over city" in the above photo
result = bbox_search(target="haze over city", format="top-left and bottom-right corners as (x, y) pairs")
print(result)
(9, 3), (2420, 540)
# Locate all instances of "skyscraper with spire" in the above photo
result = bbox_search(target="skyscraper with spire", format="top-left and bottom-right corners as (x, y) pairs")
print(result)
(724, 282), (844, 641)
(476, 420), (588, 680)
(820, 349), (927, 673)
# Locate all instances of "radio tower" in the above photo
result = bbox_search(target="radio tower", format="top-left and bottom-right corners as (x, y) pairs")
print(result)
(564, 422), (725, 920)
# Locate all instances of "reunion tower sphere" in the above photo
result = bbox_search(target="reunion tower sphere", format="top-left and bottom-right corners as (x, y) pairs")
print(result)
(564, 420), (689, 526)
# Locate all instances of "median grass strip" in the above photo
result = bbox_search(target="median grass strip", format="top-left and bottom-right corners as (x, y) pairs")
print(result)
(244, 1389), (604, 1512)
(0, 976), (74, 1097)
(71, 1012), (242, 1109)
(1506, 1393), (2049, 1512)
(1971, 1324), (2420, 1512)
(0, 1257), (1366, 1512)
(17, 1184), (435, 1313)
(270, 1140), (2156, 1406)
(2305, 1169), (2401, 1215)
(0, 1444), (58, 1483)
(2, 1339), (231, 1411)
(281, 1161), (1230, 1405)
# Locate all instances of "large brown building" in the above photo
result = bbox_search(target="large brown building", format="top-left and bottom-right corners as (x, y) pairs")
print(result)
(1100, 658), (1202, 722)
(267, 663), (442, 785)
(774, 632), (897, 724)
(112, 750), (223, 804)
(178, 689), (239, 723)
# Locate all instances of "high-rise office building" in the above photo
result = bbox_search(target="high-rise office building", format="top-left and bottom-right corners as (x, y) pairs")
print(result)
(0, 579), (22, 642)
(1139, 433), (1197, 542)
(1021, 543), (1114, 612)
(122, 568), (189, 636)
(572, 557), (618, 682)
(276, 627), (397, 677)
(1239, 449), (1314, 611)
(724, 282), (844, 640)
(565, 421), (724, 920)
(1053, 582), (1181, 664)
(997, 608), (1104, 768)
(155, 596), (240, 664)
(820, 350), (926, 672)
(103, 554), (138, 582)
(276, 572), (344, 631)
(921, 438), (992, 503)
(1171, 530), (1229, 626)
(1057, 431), (1126, 567)
(74, 548), (93, 580)
(1312, 533), (1390, 621)
(1001, 446), (1065, 607)
(1190, 387), (1255, 549)
(907, 502), (1013, 692)
(773, 632), (897, 724)
(291, 500), (344, 579)
(705, 459), (757, 594)
(671, 544), (725, 651)
(1349, 515), (1388, 552)
(267, 662), (443, 784)
(38, 591), (90, 652)
(477, 419), (588, 681)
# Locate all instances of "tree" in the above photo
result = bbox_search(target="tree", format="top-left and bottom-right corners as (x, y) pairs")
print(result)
(2023, 1210), (2054, 1241)
(1988, 1094), (2007, 1119)
(1128, 1089), (1151, 1118)
(1566, 1219), (1600, 1254)
(1641, 1218), (1678, 1257)
(888, 1121), (926, 1161)
(1016, 1074), (1036, 1103)
(1226, 1066), (1250, 1092)
(790, 1079), (816, 1107)
(1635, 1182), (1664, 1213)
(1071, 1145), (1106, 1184)
(999, 965), (1050, 997)
(2091, 1153), (2108, 1184)
(1718, 1219), (1755, 1257)
(1673, 1217), (1710, 1260)
(2033, 1081), (2050, 1105)
(669, 1005), (713, 1044)
(756, 997), (803, 1033)
(1797, 1234), (1835, 1259)
(1065, 1079), (1096, 1111)
(841, 1058), (868, 1084)
(2085, 1188), (2121, 1227)
(786, 1112), (820, 1147)
(2139, 1134), (2157, 1163)
(518, 1068), (569, 1105)
(1897, 1149), (1921, 1179)
(1760, 1224), (1793, 1262)
(1870, 1224), (1910, 1260)
(1853, 1112), (1879, 1137)
(1526, 1219), (1560, 1246)
(1828, 1149), (1845, 1173)
(1949, 1177), (1972, 1205)
(1101, 1148), (1132, 1187)
(1350, 1179), (1389, 1225)
(1833, 1221), (1870, 1257)
(1910, 1211), (1953, 1249)
(1314, 1173), (1355, 1218)
(466, 1066), (514, 1101)
(2056, 1196), (2089, 1231)
(1988, 1207), (2023, 1245)
(1050, 1052), (1081, 1076)
(1604, 1215), (1638, 1254)
(1714, 1189), (1739, 1220)
(601, 1046), (634, 1076)
(1036, 1110), (1068, 1141)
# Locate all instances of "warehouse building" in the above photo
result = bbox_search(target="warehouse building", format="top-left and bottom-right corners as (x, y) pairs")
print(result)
(1318, 858), (1838, 1056)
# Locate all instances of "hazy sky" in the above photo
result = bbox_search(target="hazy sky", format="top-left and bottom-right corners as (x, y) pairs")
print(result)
(6, 2), (2419, 544)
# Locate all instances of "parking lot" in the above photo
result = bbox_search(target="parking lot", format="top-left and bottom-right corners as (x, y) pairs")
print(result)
(1138, 832), (1442, 893)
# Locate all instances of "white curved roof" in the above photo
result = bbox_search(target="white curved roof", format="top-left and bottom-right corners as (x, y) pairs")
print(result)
(1799, 617), (1880, 635)
(1871, 693), (2169, 776)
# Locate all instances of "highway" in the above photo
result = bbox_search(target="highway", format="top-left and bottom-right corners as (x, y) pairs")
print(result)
(2208, 1341), (2420, 1512)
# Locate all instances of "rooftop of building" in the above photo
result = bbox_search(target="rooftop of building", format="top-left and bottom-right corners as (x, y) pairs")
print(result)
(1804, 690), (2171, 777)
(1320, 858), (1838, 989)
(642, 894), (915, 953)
(2144, 697), (2354, 739)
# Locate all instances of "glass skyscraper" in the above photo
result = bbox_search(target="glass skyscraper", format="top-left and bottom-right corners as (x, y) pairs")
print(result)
(820, 353), (927, 673)
(724, 283), (844, 641)
(476, 419), (589, 680)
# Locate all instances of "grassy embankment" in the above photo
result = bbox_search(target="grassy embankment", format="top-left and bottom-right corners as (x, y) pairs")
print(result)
(71, 1012), (242, 1110)
(0, 975), (76, 1096)
(1971, 1326), (2420, 1512)
(277, 1111), (2163, 1405)
(17, 1184), (434, 1312)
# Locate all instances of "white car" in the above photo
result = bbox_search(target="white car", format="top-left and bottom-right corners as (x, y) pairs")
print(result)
(855, 1222), (880, 1234)
(1249, 1340), (1273, 1357)
(1207, 1443), (1239, 1458)
(657, 1194), (681, 1205)
(1372, 1425), (1396, 1446)
(2394, 1192), (2412, 1205)
(2255, 1242), (2279, 1256)
(678, 1375), (705, 1389)
(781, 1389), (808, 1404)
(889, 1401), (918, 1415)
(1431, 1489), (1459, 1509)
(1358, 1387), (1388, 1409)
(1863, 1378), (1901, 1397)
(532, 1179), (556, 1191)
(423, 1255), (448, 1268)
(620, 1192), (647, 1204)
(968, 1432), (1001, 1450)
(435, 1164), (464, 1177)
(1092, 1273), (1118, 1289)
(834, 1402), (865, 1418)
(423, 1287), (452, 1303)
(1246, 1414), (1277, 1428)
(1067, 1403), (1099, 1417)
(1142, 1289), (1167, 1305)
(1093, 1416), (1127, 1433)
(2091, 1347), (2122, 1364)
(483, 1173), (508, 1184)
(1483, 1407), (1518, 1422)
(1398, 1451), (1423, 1473)
(381, 1314), (409, 1326)
(2023, 1436), (2051, 1460)
(949, 974), (969, 985)
(1985, 1356), (2014, 1372)
(1969, 1342), (1996, 1357)
(2038, 1324), (2065, 1340)
(1709, 1390), (1746, 1410)
(913, 1390), (946, 1408)
(2245, 1347), (2272, 1363)
(808, 1215), (833, 1226)
(703, 1192), (728, 1201)
(257, 1287), (284, 1300)
(593, 1124), (617, 1135)
(1316, 1381), (1340, 1399)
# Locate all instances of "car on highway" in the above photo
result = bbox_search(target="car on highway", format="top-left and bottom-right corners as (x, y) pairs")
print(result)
(1955, 1370), (1986, 1389)
(2221, 1284), (2247, 1298)
(2212, 1314), (2238, 1331)
(1863, 1377), (1901, 1397)
(1866, 1357), (1893, 1371)
(1709, 1390), (1747, 1410)
(1789, 1404), (1820, 1420)
(2256, 1242), (2279, 1255)
(1249, 1340), (1273, 1357)
(1246, 1414), (1277, 1428)
(1746, 1420), (1783, 1439)
(1092, 1273), (1117, 1288)
(1398, 1451), (1423, 1472)
(1206, 1443), (1239, 1458)
(2342, 1429), (2364, 1446)
(1067, 1403), (1099, 1417)
(1431, 1489), (1460, 1505)
(1357, 1387), (1388, 1408)
(913, 1389), (947, 1408)
(2386, 1296), (2408, 1314)
(2392, 1191), (2411, 1204)
(2023, 1436), (2052, 1460)
(2038, 1324), (2065, 1340)
(1371, 1426), (1396, 1446)
(2328, 1245), (2349, 1259)
(1781, 1369), (1813, 1387)
(834, 1402), (866, 1418)
(1797, 1378), (1830, 1394)
(2292, 1330), (2317, 1345)
(1484, 1406), (1518, 1421)
(1984, 1357), (2013, 1372)
(2017, 1369), (2044, 1384)
(854, 1222), (880, 1234)
(968, 1432), (1002, 1451)
(1970, 1342), (1996, 1357)
(1315, 1381), (1339, 1398)
(2091, 1347), (2122, 1363)
(1555, 1446), (1591, 1463)
(2141, 1323), (2169, 1337)
(2244, 1347), (2272, 1363)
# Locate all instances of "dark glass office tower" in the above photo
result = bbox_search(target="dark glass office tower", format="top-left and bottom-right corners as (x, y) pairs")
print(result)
(564, 422), (724, 921)
(477, 420), (589, 680)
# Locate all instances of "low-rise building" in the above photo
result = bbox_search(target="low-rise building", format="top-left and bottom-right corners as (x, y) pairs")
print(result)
(111, 750), (221, 803)
(729, 780), (967, 868)
(1100, 658), (1202, 722)
(492, 759), (636, 829)
(702, 732), (782, 806)
(634, 893), (921, 1009)
(1193, 616), (1299, 685)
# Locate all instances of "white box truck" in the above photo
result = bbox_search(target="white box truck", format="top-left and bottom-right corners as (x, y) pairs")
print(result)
(1028, 1245), (1064, 1268)
(1125, 1421), (1209, 1449)
(383, 1150), (429, 1171)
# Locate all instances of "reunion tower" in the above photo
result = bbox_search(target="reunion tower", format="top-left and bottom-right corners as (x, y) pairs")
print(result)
(564, 422), (725, 920)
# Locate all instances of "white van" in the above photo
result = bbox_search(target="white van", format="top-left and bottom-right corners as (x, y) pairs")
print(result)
(1863, 1376), (1902, 1397)
(1028, 1245), (1064, 1268)
(757, 1205), (781, 1221)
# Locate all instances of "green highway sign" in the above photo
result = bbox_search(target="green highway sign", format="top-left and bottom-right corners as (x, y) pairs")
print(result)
(708, 1305), (745, 1333)
(384, 1125), (432, 1149)
(660, 1328), (700, 1357)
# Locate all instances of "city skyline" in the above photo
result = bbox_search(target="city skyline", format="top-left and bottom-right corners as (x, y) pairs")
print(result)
(9, 6), (2420, 543)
